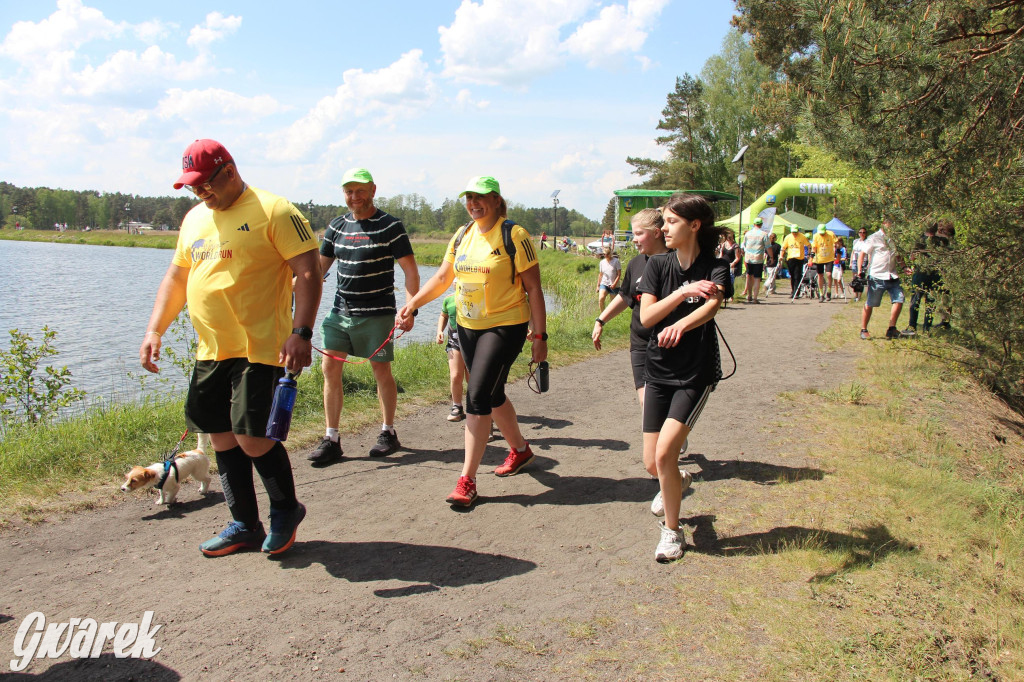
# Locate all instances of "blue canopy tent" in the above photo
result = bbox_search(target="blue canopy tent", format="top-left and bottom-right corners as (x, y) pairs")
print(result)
(825, 217), (854, 237)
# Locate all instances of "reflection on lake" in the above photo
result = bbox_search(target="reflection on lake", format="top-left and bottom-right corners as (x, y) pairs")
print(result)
(0, 239), (450, 410)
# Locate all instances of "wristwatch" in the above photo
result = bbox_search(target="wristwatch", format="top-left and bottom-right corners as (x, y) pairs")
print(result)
(531, 332), (549, 341)
(595, 317), (605, 326)
(292, 326), (313, 341)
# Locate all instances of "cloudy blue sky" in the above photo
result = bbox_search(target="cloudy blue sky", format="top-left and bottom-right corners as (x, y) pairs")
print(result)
(0, 0), (736, 220)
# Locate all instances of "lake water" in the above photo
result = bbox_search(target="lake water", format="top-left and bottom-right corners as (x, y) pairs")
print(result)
(0, 240), (453, 410)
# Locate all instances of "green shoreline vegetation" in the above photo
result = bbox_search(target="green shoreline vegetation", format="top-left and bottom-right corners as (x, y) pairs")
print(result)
(0, 228), (180, 249)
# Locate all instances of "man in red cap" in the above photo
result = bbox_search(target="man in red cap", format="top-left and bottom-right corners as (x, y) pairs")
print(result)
(140, 139), (322, 558)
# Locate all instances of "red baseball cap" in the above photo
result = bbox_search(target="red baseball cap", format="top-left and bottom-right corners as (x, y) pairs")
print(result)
(173, 139), (233, 189)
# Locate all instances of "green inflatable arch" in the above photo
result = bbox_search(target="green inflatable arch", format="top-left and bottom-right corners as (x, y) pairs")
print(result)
(717, 177), (845, 230)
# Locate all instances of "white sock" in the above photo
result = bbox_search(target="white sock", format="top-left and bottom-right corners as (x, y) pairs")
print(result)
(453, 403), (462, 408)
(382, 424), (395, 434)
(325, 428), (339, 442)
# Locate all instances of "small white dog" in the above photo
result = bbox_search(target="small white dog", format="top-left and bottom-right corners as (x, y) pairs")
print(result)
(121, 433), (212, 505)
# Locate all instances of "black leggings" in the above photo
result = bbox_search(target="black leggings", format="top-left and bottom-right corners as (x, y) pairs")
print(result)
(787, 258), (805, 293)
(457, 323), (528, 416)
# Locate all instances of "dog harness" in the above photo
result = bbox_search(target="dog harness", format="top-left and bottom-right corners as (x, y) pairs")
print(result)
(156, 459), (179, 490)
(156, 430), (190, 490)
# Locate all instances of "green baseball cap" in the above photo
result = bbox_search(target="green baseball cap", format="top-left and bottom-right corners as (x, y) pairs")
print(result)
(459, 176), (501, 197)
(816, 223), (827, 233)
(341, 168), (374, 186)
(790, 226), (798, 233)
(753, 217), (763, 225)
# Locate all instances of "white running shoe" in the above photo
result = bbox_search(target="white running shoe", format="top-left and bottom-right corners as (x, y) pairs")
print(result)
(655, 521), (685, 563)
(650, 491), (664, 517)
(650, 470), (692, 517)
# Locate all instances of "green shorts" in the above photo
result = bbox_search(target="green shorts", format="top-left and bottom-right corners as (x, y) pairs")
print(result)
(185, 359), (284, 437)
(321, 311), (395, 363)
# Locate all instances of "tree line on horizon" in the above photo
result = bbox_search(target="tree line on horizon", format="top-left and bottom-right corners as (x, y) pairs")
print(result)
(0, 181), (600, 238)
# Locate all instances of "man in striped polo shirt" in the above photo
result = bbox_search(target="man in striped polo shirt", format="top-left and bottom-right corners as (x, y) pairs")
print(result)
(309, 168), (420, 465)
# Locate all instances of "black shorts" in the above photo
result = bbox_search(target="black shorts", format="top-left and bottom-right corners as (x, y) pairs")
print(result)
(745, 262), (764, 279)
(185, 358), (284, 437)
(444, 326), (461, 353)
(814, 262), (828, 274)
(457, 323), (528, 415)
(630, 347), (646, 390)
(642, 382), (714, 433)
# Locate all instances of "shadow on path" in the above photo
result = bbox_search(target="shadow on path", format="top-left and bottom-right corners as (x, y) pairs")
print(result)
(684, 515), (916, 581)
(139, 492), (224, 520)
(5, 653), (180, 681)
(518, 415), (574, 430)
(276, 540), (537, 597)
(684, 453), (827, 485)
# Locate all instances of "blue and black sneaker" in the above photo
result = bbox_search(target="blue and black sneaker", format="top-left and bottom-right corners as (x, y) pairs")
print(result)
(263, 502), (306, 555)
(200, 521), (266, 557)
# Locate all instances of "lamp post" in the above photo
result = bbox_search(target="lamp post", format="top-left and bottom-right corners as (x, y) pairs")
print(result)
(737, 169), (747, 236)
(11, 204), (16, 230)
(732, 145), (749, 237)
(307, 200), (315, 230)
(550, 190), (560, 237)
(124, 202), (131, 232)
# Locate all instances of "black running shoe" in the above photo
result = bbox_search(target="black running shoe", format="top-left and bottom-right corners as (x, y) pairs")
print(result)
(369, 429), (400, 457)
(307, 437), (342, 466)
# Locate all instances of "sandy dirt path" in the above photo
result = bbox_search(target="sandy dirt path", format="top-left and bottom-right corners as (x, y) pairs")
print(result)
(1, 292), (858, 681)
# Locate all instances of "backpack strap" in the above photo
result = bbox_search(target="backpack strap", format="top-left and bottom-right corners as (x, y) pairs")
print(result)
(501, 219), (518, 284)
(452, 222), (472, 253)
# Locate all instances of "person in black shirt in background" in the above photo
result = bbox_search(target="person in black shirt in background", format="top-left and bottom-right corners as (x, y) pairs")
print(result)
(638, 194), (731, 563)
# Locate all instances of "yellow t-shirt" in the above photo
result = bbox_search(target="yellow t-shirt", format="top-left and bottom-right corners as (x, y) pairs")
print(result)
(781, 232), (810, 260)
(812, 231), (837, 264)
(443, 219), (538, 330)
(172, 186), (318, 365)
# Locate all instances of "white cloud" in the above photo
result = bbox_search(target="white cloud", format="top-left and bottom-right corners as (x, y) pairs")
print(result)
(439, 0), (592, 86)
(134, 20), (174, 44)
(0, 0), (124, 59)
(564, 0), (669, 67)
(489, 136), (508, 151)
(0, 3), (206, 102)
(71, 45), (194, 97)
(187, 12), (242, 51)
(635, 54), (654, 71)
(268, 50), (437, 162)
(455, 88), (489, 110)
(157, 88), (288, 124)
(438, 0), (667, 85)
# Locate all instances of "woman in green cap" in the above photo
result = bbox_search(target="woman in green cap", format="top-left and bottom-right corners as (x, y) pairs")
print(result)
(398, 176), (547, 507)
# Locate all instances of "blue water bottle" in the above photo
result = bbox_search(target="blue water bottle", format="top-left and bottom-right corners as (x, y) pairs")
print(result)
(266, 371), (298, 441)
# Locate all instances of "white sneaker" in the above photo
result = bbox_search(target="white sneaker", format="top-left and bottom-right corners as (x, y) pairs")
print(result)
(650, 491), (664, 517)
(655, 521), (685, 563)
(679, 438), (689, 460)
(650, 470), (692, 517)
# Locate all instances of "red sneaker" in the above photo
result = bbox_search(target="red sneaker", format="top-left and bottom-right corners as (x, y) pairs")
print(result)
(494, 445), (535, 477)
(446, 476), (478, 507)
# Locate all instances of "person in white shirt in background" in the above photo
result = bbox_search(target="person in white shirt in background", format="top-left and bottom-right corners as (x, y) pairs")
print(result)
(859, 219), (911, 340)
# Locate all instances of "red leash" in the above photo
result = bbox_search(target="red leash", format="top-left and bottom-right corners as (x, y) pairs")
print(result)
(312, 324), (405, 365)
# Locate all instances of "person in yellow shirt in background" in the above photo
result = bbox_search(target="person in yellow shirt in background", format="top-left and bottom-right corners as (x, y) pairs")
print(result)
(811, 223), (837, 302)
(780, 226), (811, 298)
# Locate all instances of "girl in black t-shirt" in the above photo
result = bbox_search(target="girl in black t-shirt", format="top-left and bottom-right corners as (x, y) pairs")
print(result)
(592, 208), (669, 402)
(638, 194), (732, 562)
